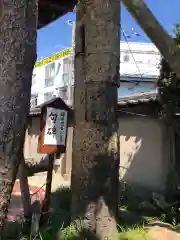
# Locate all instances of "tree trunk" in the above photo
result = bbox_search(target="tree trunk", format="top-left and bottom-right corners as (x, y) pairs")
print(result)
(0, 0), (37, 234)
(122, 0), (180, 78)
(71, 0), (120, 239)
(19, 155), (32, 240)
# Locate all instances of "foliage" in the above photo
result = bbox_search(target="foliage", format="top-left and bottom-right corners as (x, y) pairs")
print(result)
(158, 24), (180, 197)
(158, 24), (180, 131)
(119, 181), (142, 212)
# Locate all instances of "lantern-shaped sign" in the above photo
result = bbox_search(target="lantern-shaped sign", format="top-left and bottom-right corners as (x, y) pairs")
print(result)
(37, 97), (70, 154)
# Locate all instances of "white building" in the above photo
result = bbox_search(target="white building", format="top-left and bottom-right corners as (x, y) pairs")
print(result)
(30, 41), (161, 109)
(30, 48), (73, 108)
(119, 41), (160, 96)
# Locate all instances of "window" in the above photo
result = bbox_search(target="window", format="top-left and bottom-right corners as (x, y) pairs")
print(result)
(30, 94), (38, 108)
(62, 73), (69, 85)
(32, 73), (36, 86)
(63, 56), (74, 87)
(44, 62), (55, 87)
(45, 78), (54, 87)
(44, 92), (53, 102)
(63, 57), (71, 73)
(123, 53), (130, 62)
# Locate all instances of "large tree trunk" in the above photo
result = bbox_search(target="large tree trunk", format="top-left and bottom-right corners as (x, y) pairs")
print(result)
(71, 0), (120, 239)
(0, 0), (37, 233)
(122, 0), (180, 78)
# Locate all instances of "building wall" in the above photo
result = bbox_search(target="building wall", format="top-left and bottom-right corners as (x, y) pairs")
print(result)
(120, 42), (160, 78)
(24, 112), (170, 193)
(31, 48), (73, 107)
(24, 117), (45, 163)
(119, 116), (169, 193)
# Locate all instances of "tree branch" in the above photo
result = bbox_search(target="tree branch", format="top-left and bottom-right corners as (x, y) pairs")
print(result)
(122, 0), (180, 78)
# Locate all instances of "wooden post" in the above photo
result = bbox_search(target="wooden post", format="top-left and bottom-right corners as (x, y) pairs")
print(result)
(40, 153), (55, 225)
(19, 155), (32, 239)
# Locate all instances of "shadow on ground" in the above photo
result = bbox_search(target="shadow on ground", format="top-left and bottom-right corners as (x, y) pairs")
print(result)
(4, 183), (180, 239)
(3, 187), (99, 239)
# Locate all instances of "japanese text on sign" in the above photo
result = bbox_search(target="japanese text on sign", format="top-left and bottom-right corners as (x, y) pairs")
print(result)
(44, 107), (67, 146)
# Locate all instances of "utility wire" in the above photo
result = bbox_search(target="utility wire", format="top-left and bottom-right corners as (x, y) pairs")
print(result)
(121, 26), (144, 84)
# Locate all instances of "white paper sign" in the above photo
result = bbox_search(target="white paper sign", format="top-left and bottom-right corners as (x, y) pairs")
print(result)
(44, 107), (67, 146)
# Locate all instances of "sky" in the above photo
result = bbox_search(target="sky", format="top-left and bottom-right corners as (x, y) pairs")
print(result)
(37, 0), (180, 61)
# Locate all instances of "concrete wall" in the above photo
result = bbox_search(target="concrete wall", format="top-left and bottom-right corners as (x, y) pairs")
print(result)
(119, 116), (169, 193)
(24, 117), (43, 163)
(24, 114), (169, 193)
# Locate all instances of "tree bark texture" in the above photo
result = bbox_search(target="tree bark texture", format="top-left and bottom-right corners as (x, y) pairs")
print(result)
(0, 0), (37, 233)
(122, 0), (180, 78)
(71, 0), (120, 239)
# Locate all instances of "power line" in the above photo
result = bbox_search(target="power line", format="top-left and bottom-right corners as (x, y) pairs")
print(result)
(121, 26), (144, 84)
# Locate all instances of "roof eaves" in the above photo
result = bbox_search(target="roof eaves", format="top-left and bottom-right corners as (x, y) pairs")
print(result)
(29, 107), (41, 116)
(118, 91), (158, 106)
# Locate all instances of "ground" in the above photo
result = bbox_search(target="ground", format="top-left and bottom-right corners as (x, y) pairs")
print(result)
(118, 227), (180, 240)
(5, 177), (180, 239)
(148, 227), (180, 240)
(8, 179), (45, 221)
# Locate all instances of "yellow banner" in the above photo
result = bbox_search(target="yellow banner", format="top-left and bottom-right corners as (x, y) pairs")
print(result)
(35, 48), (72, 68)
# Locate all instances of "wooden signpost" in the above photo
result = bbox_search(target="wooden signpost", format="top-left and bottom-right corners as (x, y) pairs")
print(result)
(36, 97), (70, 227)
(37, 98), (70, 154)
